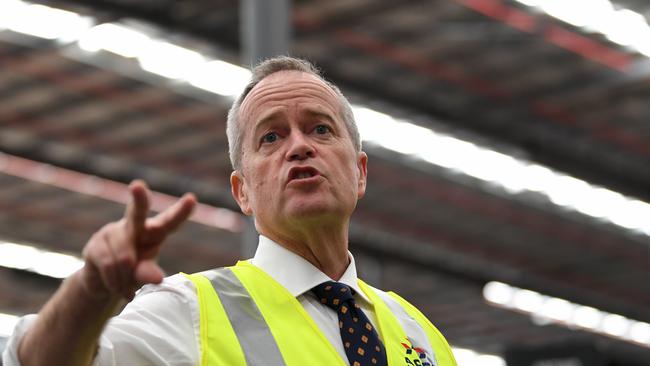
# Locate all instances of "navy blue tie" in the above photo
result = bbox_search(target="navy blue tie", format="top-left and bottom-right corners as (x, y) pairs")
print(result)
(312, 281), (388, 366)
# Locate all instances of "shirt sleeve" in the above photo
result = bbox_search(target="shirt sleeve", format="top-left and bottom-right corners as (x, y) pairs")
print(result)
(2, 273), (201, 366)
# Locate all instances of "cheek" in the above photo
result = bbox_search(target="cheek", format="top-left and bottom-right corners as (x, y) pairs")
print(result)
(334, 152), (360, 186)
(246, 164), (273, 197)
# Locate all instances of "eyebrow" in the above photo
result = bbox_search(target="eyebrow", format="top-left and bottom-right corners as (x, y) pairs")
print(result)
(254, 107), (337, 131)
(252, 108), (285, 137)
(305, 109), (336, 123)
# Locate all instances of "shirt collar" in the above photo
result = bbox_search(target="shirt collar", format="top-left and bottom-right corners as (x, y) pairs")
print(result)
(249, 235), (372, 304)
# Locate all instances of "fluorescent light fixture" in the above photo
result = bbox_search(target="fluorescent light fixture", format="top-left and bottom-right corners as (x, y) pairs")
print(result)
(540, 0), (596, 28)
(628, 321), (650, 344)
(452, 348), (505, 366)
(78, 23), (150, 58)
(482, 281), (514, 305)
(138, 40), (205, 79)
(603, 9), (649, 47)
(0, 313), (19, 337)
(512, 289), (544, 313)
(4, 2), (92, 42)
(352, 105), (650, 237)
(540, 298), (575, 322)
(0, 0), (26, 31)
(600, 313), (631, 337)
(189, 60), (252, 96)
(573, 306), (603, 329)
(514, 0), (650, 57)
(484, 281), (650, 347)
(0, 241), (84, 279)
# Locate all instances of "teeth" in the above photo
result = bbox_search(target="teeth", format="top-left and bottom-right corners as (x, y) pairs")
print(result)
(296, 172), (312, 179)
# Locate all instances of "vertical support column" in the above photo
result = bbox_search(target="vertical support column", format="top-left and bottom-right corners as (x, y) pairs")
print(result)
(241, 216), (258, 258)
(239, 0), (290, 256)
(240, 0), (291, 66)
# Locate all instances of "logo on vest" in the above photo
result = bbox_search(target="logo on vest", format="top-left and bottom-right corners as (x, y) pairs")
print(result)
(401, 338), (435, 366)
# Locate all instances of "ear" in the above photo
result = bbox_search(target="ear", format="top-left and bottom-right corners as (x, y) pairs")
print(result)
(356, 151), (368, 199)
(230, 170), (253, 216)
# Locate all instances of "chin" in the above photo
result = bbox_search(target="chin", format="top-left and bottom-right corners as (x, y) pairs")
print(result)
(286, 199), (346, 221)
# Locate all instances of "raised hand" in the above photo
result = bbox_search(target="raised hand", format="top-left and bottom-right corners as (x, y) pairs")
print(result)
(80, 180), (197, 301)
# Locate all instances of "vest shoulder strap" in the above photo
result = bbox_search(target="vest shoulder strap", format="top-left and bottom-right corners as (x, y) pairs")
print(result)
(231, 261), (346, 366)
(182, 271), (247, 366)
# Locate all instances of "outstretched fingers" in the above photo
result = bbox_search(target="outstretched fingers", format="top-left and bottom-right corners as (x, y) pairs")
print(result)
(131, 194), (195, 286)
(146, 193), (197, 238)
(125, 180), (150, 241)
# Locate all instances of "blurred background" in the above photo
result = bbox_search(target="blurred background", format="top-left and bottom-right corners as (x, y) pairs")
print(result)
(0, 0), (649, 365)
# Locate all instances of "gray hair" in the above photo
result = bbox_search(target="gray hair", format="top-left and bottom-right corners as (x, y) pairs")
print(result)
(226, 56), (360, 170)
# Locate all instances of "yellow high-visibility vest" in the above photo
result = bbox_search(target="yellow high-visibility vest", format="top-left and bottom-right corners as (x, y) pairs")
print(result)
(184, 261), (457, 366)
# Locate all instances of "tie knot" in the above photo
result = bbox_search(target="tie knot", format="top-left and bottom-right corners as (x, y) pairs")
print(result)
(312, 281), (355, 310)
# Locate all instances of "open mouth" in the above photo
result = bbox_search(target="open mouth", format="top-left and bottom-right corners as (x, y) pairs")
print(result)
(288, 166), (320, 181)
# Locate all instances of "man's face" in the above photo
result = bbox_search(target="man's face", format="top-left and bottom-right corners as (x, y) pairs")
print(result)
(230, 71), (367, 233)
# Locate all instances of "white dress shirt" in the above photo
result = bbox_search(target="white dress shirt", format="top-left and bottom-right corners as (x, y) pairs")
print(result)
(3, 235), (434, 365)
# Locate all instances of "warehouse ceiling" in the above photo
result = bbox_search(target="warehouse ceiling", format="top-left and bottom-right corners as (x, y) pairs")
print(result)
(1, 0), (649, 363)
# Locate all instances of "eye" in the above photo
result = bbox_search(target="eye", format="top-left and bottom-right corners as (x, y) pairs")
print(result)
(262, 132), (279, 144)
(314, 124), (331, 134)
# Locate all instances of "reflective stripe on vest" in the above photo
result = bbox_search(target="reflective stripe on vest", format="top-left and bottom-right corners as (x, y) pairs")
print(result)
(185, 261), (457, 366)
(203, 268), (286, 365)
(183, 270), (247, 366)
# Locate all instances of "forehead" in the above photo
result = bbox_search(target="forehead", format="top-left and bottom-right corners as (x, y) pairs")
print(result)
(239, 71), (342, 122)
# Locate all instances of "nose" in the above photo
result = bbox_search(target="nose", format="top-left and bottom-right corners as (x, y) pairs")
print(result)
(285, 131), (315, 161)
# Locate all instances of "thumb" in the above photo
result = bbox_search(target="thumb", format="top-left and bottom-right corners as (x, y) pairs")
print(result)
(134, 259), (165, 285)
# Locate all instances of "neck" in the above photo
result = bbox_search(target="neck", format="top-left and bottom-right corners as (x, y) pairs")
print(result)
(258, 220), (350, 280)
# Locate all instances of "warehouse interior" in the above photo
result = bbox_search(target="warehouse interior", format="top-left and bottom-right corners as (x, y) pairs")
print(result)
(0, 0), (649, 365)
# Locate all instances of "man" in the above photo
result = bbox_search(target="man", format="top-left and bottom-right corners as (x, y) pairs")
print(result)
(3, 57), (457, 366)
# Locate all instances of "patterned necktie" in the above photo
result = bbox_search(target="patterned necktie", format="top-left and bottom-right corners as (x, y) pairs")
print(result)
(312, 281), (388, 366)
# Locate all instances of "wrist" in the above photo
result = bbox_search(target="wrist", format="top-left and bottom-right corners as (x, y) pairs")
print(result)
(73, 266), (123, 310)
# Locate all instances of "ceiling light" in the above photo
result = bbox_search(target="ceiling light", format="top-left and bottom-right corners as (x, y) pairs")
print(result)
(0, 313), (19, 337)
(540, 0), (598, 28)
(628, 321), (650, 344)
(572, 306), (603, 329)
(482, 281), (515, 306)
(608, 199), (649, 231)
(572, 187), (624, 219)
(189, 60), (252, 96)
(453, 348), (478, 364)
(515, 0), (650, 58)
(5, 3), (92, 41)
(600, 313), (631, 337)
(138, 40), (205, 80)
(352, 105), (650, 237)
(540, 298), (575, 322)
(484, 281), (650, 347)
(602, 9), (649, 47)
(0, 0), (27, 31)
(452, 348), (505, 366)
(381, 119), (436, 156)
(78, 23), (150, 58)
(475, 354), (507, 366)
(354, 107), (398, 144)
(545, 175), (590, 207)
(0, 241), (84, 279)
(512, 289), (544, 313)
